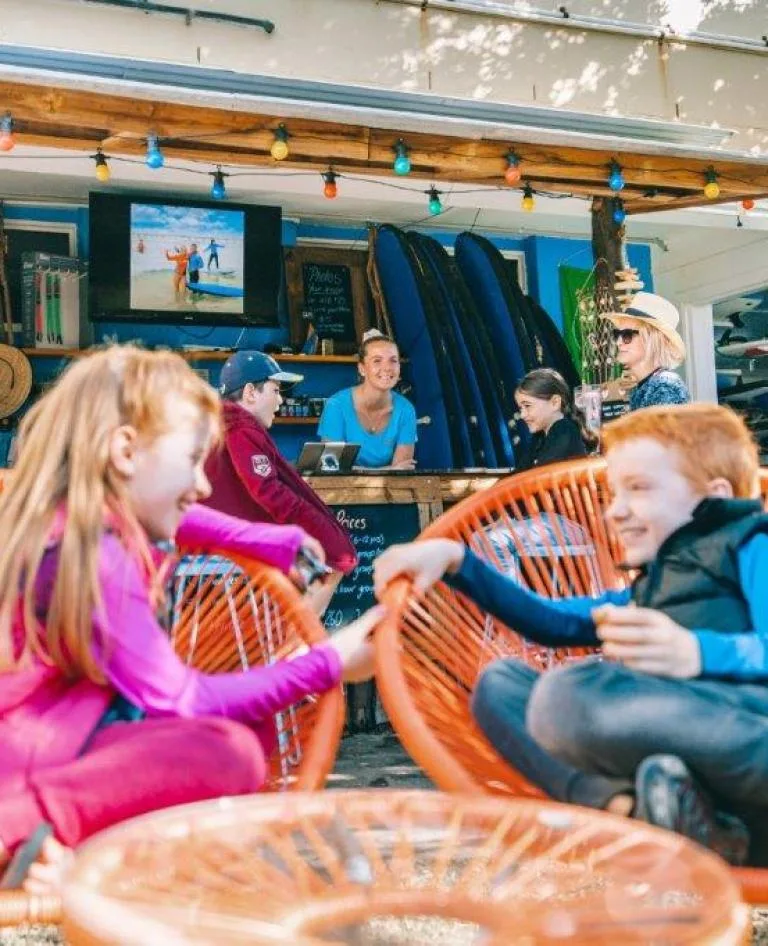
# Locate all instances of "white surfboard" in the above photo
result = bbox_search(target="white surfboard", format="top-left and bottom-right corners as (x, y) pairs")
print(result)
(713, 297), (761, 320)
(717, 337), (768, 358)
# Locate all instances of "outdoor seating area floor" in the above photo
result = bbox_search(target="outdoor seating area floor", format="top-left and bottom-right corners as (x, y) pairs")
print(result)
(5, 728), (768, 944)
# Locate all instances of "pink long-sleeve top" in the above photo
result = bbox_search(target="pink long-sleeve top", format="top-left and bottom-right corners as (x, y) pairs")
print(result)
(0, 505), (342, 783)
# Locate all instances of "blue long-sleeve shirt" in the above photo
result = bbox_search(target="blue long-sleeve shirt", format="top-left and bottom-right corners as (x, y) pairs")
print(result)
(446, 534), (768, 681)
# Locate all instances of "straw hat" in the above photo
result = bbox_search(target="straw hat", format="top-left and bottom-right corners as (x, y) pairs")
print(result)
(0, 345), (32, 420)
(606, 292), (686, 362)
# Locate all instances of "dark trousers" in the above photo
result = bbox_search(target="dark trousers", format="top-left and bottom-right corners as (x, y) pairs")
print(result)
(472, 657), (768, 862)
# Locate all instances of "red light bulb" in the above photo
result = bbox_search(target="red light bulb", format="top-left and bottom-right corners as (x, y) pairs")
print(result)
(504, 163), (522, 185)
(0, 115), (14, 152)
(322, 170), (338, 199)
(742, 198), (755, 211)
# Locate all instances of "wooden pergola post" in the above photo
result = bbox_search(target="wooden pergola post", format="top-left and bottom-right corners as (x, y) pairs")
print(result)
(590, 196), (625, 314)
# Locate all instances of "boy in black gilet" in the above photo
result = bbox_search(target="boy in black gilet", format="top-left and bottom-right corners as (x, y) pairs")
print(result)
(374, 404), (768, 865)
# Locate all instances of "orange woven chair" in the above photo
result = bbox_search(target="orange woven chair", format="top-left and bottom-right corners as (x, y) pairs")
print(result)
(0, 541), (344, 928)
(62, 789), (749, 945)
(375, 458), (768, 901)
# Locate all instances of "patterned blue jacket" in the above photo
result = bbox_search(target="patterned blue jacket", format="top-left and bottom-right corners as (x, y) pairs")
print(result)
(629, 369), (690, 411)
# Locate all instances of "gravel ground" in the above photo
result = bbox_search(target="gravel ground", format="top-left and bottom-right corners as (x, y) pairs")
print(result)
(3, 730), (768, 944)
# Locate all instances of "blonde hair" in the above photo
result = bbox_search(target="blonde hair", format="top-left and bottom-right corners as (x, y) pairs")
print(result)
(0, 346), (221, 681)
(602, 403), (759, 499)
(638, 323), (683, 370)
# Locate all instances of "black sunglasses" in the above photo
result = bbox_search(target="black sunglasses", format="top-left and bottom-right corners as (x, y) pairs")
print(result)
(612, 328), (640, 344)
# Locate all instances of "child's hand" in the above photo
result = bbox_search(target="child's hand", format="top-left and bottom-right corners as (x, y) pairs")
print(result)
(329, 605), (388, 683)
(592, 604), (702, 678)
(298, 536), (326, 567)
(374, 539), (464, 600)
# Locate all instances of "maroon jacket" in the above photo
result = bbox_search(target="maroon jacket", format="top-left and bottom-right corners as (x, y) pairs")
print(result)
(204, 401), (357, 574)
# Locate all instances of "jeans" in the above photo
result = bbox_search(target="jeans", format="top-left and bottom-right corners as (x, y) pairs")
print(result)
(472, 657), (768, 860)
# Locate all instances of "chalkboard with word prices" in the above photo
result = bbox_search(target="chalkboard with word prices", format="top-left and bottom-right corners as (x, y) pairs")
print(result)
(324, 502), (422, 631)
(301, 262), (356, 342)
(324, 501), (423, 733)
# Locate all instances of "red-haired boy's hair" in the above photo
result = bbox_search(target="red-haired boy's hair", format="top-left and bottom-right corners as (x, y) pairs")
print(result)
(602, 403), (759, 499)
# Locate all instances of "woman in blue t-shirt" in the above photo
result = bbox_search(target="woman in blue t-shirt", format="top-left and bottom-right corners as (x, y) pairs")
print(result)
(318, 330), (417, 469)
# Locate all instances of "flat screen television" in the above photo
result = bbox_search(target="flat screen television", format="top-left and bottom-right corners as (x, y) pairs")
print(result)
(89, 193), (282, 326)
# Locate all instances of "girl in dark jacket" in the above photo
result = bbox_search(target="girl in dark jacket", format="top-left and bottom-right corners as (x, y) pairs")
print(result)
(515, 369), (594, 470)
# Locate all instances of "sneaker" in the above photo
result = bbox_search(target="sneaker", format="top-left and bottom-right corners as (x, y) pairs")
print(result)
(634, 754), (750, 866)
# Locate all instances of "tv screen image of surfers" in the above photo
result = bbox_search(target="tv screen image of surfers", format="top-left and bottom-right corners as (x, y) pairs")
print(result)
(129, 203), (246, 314)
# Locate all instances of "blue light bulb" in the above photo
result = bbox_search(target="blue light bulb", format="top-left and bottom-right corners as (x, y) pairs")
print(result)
(428, 195), (442, 215)
(394, 153), (411, 175)
(211, 169), (227, 199)
(145, 136), (164, 169)
(608, 162), (625, 192)
(612, 203), (626, 224)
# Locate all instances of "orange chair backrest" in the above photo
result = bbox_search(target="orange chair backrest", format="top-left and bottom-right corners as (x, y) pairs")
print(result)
(169, 545), (344, 791)
(376, 459), (768, 798)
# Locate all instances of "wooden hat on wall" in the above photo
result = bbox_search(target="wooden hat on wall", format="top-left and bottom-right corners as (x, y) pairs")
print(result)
(0, 345), (32, 420)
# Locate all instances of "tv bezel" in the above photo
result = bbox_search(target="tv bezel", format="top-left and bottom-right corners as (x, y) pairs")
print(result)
(88, 192), (282, 327)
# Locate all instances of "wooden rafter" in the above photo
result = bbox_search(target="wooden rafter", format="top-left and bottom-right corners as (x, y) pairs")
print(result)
(2, 78), (768, 212)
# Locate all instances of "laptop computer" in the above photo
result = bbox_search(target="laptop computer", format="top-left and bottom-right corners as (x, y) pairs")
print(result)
(296, 441), (361, 473)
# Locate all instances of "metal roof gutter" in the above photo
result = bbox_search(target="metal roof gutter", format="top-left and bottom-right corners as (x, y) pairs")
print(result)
(79, 0), (274, 33)
(0, 44), (734, 155)
(401, 0), (768, 56)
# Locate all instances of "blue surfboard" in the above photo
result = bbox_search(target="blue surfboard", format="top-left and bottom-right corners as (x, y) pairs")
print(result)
(409, 233), (506, 467)
(374, 226), (455, 468)
(187, 281), (244, 298)
(404, 235), (480, 467)
(416, 234), (518, 466)
(455, 233), (531, 448)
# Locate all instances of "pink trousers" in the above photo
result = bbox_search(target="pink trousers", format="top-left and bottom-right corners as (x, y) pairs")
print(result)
(0, 717), (267, 852)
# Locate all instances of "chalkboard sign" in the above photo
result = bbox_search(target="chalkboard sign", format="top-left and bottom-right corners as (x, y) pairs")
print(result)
(302, 262), (356, 342)
(601, 399), (630, 422)
(323, 502), (422, 631)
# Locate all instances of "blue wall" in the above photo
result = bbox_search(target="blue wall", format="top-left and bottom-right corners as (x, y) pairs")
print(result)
(0, 204), (654, 464)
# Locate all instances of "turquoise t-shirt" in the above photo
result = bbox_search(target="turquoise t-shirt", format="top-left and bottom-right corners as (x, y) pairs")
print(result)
(317, 388), (417, 468)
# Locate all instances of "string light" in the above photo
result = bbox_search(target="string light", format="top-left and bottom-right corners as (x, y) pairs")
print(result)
(504, 150), (521, 185)
(322, 170), (338, 199)
(612, 197), (626, 224)
(210, 167), (227, 199)
(704, 167), (720, 199)
(145, 134), (164, 169)
(521, 183), (535, 212)
(742, 198), (755, 211)
(608, 159), (625, 192)
(0, 114), (14, 152)
(427, 186), (443, 215)
(736, 215), (744, 228)
(92, 149), (110, 182)
(270, 124), (290, 161)
(393, 139), (411, 176)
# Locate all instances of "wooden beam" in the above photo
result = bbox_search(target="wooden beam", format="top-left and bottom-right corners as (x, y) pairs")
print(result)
(4, 76), (768, 212)
(624, 190), (768, 215)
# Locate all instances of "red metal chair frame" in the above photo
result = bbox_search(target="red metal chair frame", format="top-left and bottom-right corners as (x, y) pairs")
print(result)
(375, 458), (768, 902)
(62, 790), (750, 945)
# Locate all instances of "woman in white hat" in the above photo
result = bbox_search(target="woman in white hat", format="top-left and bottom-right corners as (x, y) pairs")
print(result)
(607, 292), (690, 411)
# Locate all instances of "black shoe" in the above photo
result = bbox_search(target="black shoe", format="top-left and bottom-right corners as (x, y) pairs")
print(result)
(634, 754), (749, 866)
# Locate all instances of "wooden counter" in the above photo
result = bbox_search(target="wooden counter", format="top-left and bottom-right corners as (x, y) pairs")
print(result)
(305, 470), (512, 516)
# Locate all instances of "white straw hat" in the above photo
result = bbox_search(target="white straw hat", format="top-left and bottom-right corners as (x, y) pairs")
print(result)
(606, 292), (686, 362)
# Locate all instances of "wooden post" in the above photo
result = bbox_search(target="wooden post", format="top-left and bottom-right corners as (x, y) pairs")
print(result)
(590, 196), (625, 314)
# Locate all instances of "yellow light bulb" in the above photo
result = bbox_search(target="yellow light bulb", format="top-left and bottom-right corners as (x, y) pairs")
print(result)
(95, 162), (111, 183)
(522, 194), (535, 212)
(271, 138), (289, 161)
(704, 180), (720, 199)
